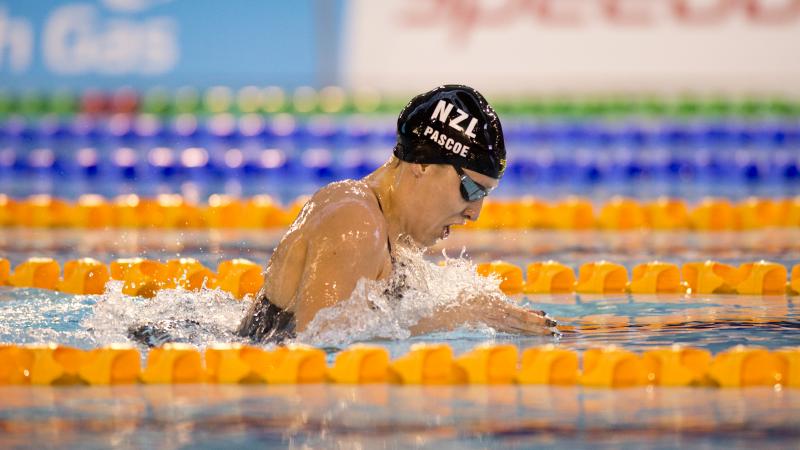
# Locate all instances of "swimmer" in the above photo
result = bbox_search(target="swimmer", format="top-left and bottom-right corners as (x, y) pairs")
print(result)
(237, 85), (556, 342)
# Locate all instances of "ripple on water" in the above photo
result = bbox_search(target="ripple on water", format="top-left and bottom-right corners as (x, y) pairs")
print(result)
(1, 252), (798, 356)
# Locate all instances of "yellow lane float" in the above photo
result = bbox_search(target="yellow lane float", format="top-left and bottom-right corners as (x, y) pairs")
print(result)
(517, 345), (579, 385)
(517, 197), (551, 228)
(0, 344), (33, 384)
(388, 344), (453, 385)
(599, 196), (646, 230)
(681, 261), (740, 294)
(524, 261), (575, 294)
(112, 194), (161, 228)
(0, 343), (796, 388)
(156, 194), (205, 228)
(775, 347), (800, 388)
(628, 261), (684, 294)
(576, 261), (628, 294)
(708, 346), (786, 387)
(205, 194), (244, 228)
(216, 258), (264, 299)
(736, 197), (779, 229)
(580, 347), (648, 387)
(550, 196), (594, 229)
(0, 194), (17, 226)
(140, 343), (204, 384)
(17, 194), (72, 227)
(78, 345), (141, 385)
(111, 194), (143, 228)
(111, 258), (169, 298)
(58, 258), (110, 295)
(260, 344), (327, 384)
(0, 257), (10, 286)
(690, 197), (737, 230)
(2, 194), (800, 230)
(243, 194), (285, 228)
(642, 345), (712, 386)
(451, 343), (518, 384)
(476, 261), (524, 295)
(9, 257), (60, 290)
(644, 197), (690, 230)
(735, 261), (787, 295)
(777, 197), (800, 226)
(204, 344), (273, 383)
(328, 344), (390, 383)
(74, 194), (114, 228)
(27, 344), (89, 385)
(165, 258), (216, 291)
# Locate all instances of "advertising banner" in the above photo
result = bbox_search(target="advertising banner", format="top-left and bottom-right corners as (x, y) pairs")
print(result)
(0, 0), (340, 89)
(342, 0), (800, 94)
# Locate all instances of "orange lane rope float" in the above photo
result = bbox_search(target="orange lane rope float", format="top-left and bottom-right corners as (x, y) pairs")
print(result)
(0, 343), (796, 388)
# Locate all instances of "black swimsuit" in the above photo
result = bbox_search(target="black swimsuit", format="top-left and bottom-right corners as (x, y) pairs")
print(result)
(235, 294), (297, 343)
(375, 193), (407, 302)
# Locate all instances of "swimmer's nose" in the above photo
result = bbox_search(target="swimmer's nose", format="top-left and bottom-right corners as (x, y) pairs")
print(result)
(464, 198), (485, 222)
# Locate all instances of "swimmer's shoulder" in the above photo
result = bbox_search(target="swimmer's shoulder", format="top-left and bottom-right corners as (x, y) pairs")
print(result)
(302, 179), (387, 245)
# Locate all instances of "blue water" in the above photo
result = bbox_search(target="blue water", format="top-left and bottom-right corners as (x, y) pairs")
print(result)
(2, 230), (800, 449)
(1, 266), (799, 449)
(1, 228), (799, 356)
(1, 286), (798, 357)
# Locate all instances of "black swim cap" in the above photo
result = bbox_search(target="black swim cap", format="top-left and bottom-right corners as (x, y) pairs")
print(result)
(394, 84), (506, 179)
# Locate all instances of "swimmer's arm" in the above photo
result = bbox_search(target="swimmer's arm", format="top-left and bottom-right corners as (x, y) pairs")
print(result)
(409, 293), (557, 335)
(292, 204), (387, 331)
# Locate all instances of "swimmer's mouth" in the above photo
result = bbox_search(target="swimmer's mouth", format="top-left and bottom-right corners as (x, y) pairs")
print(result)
(441, 221), (466, 239)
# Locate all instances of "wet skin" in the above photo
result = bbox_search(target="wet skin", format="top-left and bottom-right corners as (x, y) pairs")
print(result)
(240, 158), (556, 335)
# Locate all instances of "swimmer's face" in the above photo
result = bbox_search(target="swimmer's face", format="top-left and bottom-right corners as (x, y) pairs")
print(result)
(410, 163), (498, 246)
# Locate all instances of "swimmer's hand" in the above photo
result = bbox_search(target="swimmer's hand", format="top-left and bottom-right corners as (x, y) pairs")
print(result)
(409, 294), (557, 336)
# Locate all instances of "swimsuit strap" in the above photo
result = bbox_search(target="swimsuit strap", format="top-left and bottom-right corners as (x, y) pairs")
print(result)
(373, 190), (394, 260)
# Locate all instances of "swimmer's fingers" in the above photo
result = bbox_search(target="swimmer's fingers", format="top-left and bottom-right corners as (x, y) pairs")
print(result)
(509, 306), (556, 328)
(528, 309), (557, 326)
(464, 295), (556, 334)
(534, 311), (558, 328)
(501, 308), (557, 335)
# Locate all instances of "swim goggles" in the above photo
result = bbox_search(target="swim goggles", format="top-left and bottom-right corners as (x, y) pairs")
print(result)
(453, 165), (491, 202)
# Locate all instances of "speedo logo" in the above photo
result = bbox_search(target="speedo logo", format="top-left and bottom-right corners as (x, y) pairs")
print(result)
(430, 100), (479, 139)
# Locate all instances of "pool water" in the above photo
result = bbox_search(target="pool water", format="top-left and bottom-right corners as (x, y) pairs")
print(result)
(1, 277), (798, 356)
(1, 228), (798, 351)
(1, 385), (798, 449)
(1, 228), (799, 448)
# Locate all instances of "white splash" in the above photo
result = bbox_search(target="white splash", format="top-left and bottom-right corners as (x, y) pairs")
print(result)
(83, 280), (250, 349)
(297, 246), (506, 347)
(81, 248), (531, 350)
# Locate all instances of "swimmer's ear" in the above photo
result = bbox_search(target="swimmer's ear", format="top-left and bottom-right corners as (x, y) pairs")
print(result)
(410, 163), (429, 177)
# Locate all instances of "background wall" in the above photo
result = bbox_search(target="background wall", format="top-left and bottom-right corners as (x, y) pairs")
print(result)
(2, 0), (799, 94)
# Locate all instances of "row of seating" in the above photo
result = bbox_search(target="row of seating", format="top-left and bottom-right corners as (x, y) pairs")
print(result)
(2, 194), (800, 230)
(0, 343), (796, 388)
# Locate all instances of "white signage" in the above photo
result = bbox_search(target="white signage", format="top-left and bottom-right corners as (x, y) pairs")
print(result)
(343, 0), (800, 94)
(0, 1), (177, 76)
